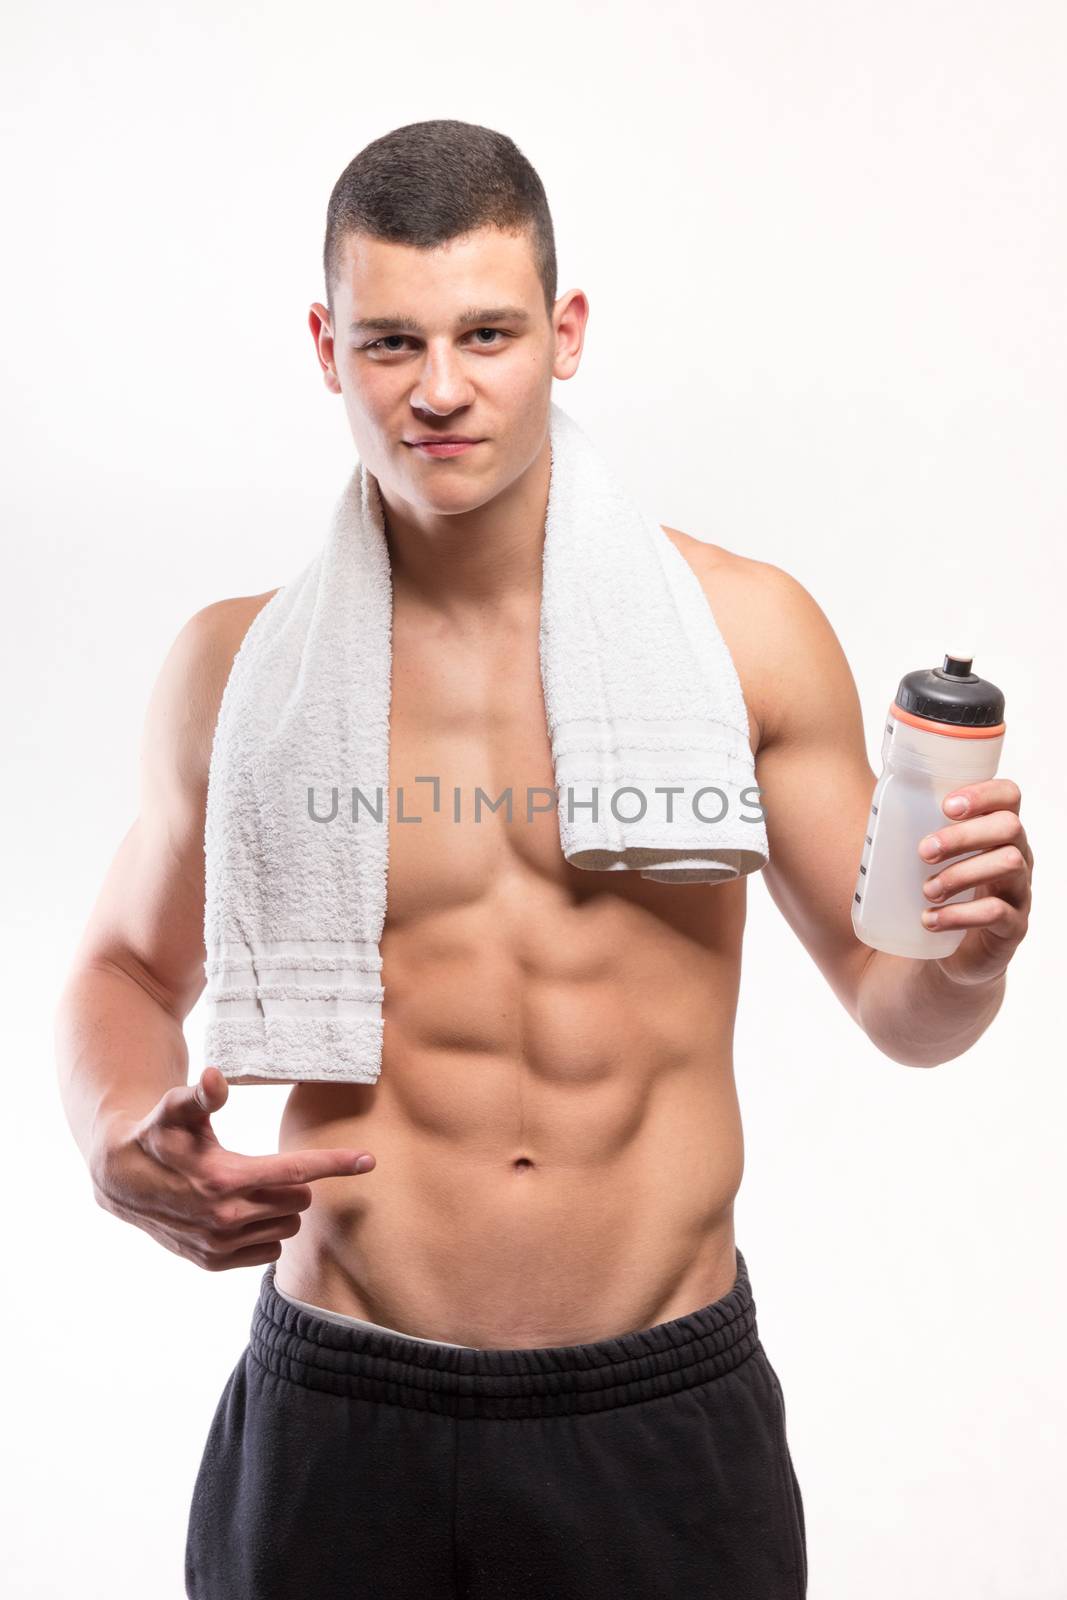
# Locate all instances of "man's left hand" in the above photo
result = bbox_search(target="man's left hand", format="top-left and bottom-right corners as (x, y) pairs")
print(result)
(917, 778), (1033, 987)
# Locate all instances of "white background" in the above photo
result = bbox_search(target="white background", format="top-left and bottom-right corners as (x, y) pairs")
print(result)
(4, 2), (1064, 1596)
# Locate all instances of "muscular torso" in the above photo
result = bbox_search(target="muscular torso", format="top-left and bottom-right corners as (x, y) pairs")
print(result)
(215, 530), (768, 1348)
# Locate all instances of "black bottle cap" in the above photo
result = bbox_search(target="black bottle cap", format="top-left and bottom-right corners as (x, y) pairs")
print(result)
(894, 653), (1005, 728)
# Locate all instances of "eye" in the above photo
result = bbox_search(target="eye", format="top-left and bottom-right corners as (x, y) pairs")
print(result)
(364, 335), (412, 353)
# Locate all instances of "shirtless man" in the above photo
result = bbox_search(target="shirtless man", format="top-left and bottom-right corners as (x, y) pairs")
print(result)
(55, 121), (1032, 1599)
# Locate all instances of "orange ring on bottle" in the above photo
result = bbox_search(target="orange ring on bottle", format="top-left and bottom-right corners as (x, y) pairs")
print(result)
(891, 704), (1006, 739)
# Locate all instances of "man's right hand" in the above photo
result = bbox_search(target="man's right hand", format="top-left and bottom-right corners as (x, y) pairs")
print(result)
(89, 1066), (377, 1271)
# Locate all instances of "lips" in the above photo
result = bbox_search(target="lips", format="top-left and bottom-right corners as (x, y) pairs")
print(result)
(408, 439), (483, 457)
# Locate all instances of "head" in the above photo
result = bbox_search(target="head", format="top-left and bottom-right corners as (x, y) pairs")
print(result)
(309, 120), (587, 517)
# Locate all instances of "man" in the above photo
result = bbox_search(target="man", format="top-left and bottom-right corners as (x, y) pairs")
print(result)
(55, 120), (1032, 1598)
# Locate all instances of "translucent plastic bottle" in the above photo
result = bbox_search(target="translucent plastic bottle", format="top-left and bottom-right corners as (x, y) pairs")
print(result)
(852, 653), (1006, 959)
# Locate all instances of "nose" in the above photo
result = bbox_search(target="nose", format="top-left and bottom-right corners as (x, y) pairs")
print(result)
(409, 340), (475, 415)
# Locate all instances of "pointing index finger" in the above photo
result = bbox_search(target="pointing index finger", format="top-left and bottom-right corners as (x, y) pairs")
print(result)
(215, 1147), (375, 1193)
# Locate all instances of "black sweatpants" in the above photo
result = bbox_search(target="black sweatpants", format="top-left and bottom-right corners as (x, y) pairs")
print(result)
(185, 1246), (807, 1598)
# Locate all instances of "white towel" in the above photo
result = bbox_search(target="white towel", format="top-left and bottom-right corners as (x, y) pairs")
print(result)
(202, 402), (768, 1084)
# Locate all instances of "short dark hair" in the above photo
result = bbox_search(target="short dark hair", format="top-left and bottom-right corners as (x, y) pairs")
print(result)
(323, 120), (557, 325)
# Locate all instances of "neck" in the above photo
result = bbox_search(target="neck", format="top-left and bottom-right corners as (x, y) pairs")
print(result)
(376, 431), (551, 621)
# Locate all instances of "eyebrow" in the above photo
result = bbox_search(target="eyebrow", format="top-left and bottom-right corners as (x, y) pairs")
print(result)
(348, 305), (531, 335)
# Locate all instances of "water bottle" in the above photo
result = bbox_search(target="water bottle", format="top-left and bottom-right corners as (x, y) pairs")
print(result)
(852, 653), (1006, 959)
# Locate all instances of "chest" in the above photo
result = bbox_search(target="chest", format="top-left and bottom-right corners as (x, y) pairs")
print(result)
(385, 598), (568, 919)
(383, 552), (761, 929)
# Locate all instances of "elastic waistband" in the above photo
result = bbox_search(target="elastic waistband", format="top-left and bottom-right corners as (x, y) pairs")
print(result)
(249, 1249), (760, 1419)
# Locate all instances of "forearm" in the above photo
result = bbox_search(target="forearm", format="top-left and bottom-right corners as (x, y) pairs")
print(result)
(856, 949), (1006, 1068)
(54, 960), (190, 1169)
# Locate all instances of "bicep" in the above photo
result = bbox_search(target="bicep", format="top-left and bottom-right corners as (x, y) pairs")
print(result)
(70, 604), (235, 1019)
(753, 573), (879, 1021)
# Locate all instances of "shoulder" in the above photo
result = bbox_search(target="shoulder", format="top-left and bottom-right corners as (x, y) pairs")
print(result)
(172, 589), (281, 742)
(659, 527), (843, 755)
(188, 590), (282, 684)
(142, 590), (280, 797)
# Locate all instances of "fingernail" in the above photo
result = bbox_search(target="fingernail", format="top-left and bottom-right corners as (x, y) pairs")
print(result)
(924, 876), (943, 898)
(919, 836), (942, 860)
(922, 910), (940, 927)
(354, 1155), (374, 1173)
(945, 796), (968, 816)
